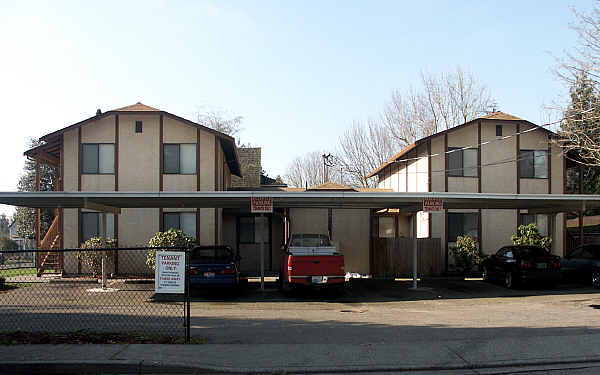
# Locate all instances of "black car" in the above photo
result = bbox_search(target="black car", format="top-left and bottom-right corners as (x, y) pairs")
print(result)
(481, 245), (561, 288)
(561, 244), (600, 288)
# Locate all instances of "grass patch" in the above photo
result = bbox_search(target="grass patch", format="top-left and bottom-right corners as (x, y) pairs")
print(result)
(0, 267), (36, 278)
(0, 331), (206, 345)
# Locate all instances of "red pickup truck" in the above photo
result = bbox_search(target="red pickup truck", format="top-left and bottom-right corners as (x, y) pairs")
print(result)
(279, 234), (346, 292)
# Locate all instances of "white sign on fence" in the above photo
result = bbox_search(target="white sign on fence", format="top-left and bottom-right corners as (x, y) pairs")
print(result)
(155, 251), (185, 294)
(251, 196), (273, 213)
(423, 198), (443, 212)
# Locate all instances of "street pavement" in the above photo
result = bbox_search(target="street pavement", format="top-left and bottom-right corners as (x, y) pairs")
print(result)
(2, 279), (600, 374)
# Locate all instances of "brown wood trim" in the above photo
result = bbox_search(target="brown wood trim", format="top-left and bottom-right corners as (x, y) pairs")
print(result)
(547, 138), (552, 194)
(414, 148), (418, 192)
(405, 161), (408, 192)
(197, 128), (201, 191)
(477, 121), (482, 193)
(517, 209), (520, 228)
(444, 209), (448, 273)
(214, 209), (219, 245)
(328, 208), (333, 238)
(115, 115), (119, 191)
(516, 123), (520, 194)
(159, 208), (164, 232)
(159, 114), (163, 192)
(579, 164), (584, 246)
(444, 133), (448, 192)
(59, 135), (64, 267)
(427, 139), (432, 192)
(78, 126), (82, 191)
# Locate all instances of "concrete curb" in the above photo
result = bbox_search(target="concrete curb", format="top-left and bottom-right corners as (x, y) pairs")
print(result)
(3, 357), (600, 374)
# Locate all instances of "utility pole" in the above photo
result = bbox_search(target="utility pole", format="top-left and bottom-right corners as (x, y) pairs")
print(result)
(321, 153), (334, 184)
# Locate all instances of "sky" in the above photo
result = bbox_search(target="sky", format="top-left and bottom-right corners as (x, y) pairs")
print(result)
(0, 0), (595, 217)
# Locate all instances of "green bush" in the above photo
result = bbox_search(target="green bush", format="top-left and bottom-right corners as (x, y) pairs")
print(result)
(450, 235), (484, 274)
(511, 223), (552, 250)
(75, 237), (117, 277)
(146, 229), (194, 271)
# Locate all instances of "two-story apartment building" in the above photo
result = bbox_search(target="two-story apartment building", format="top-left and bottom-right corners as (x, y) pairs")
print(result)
(25, 102), (241, 274)
(367, 112), (566, 271)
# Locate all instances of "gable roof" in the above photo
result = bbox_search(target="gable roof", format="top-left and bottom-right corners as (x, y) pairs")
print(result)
(307, 181), (357, 191)
(26, 102), (242, 176)
(366, 112), (556, 179)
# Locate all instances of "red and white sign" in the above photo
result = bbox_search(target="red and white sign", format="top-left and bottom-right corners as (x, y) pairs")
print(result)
(155, 251), (185, 294)
(251, 196), (273, 213)
(423, 198), (443, 212)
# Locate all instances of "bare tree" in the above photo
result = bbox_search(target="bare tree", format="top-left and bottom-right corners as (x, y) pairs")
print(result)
(284, 151), (328, 188)
(556, 5), (600, 166)
(383, 67), (495, 146)
(337, 119), (400, 188)
(196, 106), (244, 138)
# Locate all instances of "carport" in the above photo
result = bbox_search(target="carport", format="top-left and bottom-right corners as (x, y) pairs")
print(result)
(1, 190), (600, 289)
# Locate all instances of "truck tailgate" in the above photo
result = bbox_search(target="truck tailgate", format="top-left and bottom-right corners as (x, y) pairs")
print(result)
(289, 255), (344, 276)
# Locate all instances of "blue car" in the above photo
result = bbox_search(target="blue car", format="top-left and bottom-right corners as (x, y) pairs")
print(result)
(189, 246), (242, 289)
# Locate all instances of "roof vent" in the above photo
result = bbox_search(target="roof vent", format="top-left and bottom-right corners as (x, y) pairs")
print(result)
(96, 109), (102, 116)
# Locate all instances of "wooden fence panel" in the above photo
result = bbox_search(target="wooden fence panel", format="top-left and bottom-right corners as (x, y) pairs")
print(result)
(372, 238), (442, 277)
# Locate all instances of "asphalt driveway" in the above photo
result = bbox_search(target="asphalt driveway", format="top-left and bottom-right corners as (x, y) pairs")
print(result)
(189, 278), (600, 345)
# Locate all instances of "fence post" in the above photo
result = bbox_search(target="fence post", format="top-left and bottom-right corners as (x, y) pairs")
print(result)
(185, 248), (191, 343)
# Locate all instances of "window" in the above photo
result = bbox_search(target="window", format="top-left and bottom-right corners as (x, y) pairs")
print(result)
(448, 213), (478, 242)
(520, 214), (549, 236)
(135, 121), (143, 133)
(163, 144), (196, 174)
(448, 148), (478, 177)
(81, 212), (114, 242)
(378, 216), (395, 238)
(82, 144), (115, 174)
(496, 125), (503, 136)
(238, 216), (270, 244)
(519, 150), (548, 178)
(163, 212), (196, 239)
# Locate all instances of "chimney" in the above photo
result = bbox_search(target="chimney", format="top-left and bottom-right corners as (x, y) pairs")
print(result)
(96, 109), (102, 116)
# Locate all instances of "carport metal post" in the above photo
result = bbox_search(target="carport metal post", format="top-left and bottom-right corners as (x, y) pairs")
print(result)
(412, 212), (418, 289)
(101, 212), (107, 289)
(260, 212), (265, 291)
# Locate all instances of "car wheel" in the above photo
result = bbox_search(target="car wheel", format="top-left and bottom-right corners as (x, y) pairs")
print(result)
(482, 266), (489, 282)
(592, 272), (600, 288)
(505, 272), (514, 289)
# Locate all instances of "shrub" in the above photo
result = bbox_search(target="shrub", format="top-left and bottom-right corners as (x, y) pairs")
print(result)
(75, 237), (117, 277)
(146, 229), (194, 271)
(511, 223), (552, 250)
(450, 235), (484, 274)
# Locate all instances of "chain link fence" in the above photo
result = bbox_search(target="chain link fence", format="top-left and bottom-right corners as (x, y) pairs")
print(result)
(0, 248), (189, 340)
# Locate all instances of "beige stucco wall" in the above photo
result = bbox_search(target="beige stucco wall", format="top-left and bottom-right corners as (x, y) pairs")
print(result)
(82, 175), (115, 191)
(119, 114), (160, 191)
(332, 209), (370, 274)
(81, 116), (115, 143)
(163, 175), (196, 191)
(63, 129), (78, 191)
(481, 209), (515, 254)
(290, 208), (328, 234)
(481, 121), (517, 193)
(431, 137), (445, 192)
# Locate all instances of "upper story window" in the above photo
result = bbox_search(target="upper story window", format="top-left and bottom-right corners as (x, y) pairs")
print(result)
(163, 144), (196, 174)
(448, 147), (478, 177)
(496, 125), (503, 136)
(519, 150), (547, 179)
(135, 121), (143, 133)
(82, 143), (115, 174)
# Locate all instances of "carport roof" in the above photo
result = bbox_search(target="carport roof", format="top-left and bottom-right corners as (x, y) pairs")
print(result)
(0, 191), (598, 213)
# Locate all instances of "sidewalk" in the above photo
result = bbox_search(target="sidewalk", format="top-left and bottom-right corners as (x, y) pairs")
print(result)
(2, 332), (600, 374)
